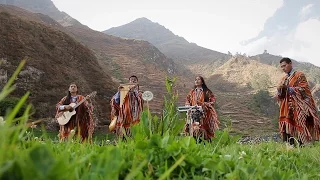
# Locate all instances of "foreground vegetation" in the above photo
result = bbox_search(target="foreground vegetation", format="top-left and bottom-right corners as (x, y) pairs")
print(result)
(1, 61), (320, 180)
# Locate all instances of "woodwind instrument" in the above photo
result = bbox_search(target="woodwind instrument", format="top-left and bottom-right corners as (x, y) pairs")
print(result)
(279, 78), (288, 99)
(109, 83), (138, 131)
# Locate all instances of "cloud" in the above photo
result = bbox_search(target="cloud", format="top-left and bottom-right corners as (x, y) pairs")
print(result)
(242, 18), (320, 67)
(289, 19), (320, 66)
(241, 1), (320, 67)
(299, 4), (314, 20)
(52, 0), (319, 67)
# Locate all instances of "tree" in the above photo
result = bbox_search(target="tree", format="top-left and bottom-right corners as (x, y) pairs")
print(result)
(249, 73), (272, 90)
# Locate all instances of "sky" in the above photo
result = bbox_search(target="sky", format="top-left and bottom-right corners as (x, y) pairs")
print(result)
(51, 0), (320, 67)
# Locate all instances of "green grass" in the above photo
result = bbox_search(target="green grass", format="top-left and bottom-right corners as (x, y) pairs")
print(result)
(1, 60), (320, 179)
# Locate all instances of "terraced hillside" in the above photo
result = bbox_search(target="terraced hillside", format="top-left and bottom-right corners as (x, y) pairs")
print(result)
(0, 10), (116, 121)
(64, 25), (193, 114)
(216, 91), (276, 136)
(206, 56), (282, 135)
(0, 5), (193, 122)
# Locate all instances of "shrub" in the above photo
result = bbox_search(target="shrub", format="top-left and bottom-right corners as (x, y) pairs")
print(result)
(0, 97), (28, 117)
(249, 73), (272, 90)
(249, 90), (279, 127)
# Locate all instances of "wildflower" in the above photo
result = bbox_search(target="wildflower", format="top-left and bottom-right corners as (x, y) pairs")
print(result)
(239, 151), (246, 156)
(0, 116), (4, 126)
(30, 122), (37, 129)
(239, 151), (246, 159)
(285, 143), (294, 151)
(220, 154), (232, 160)
(69, 129), (76, 140)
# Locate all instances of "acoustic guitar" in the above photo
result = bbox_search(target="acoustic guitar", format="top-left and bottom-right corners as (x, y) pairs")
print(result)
(57, 91), (96, 125)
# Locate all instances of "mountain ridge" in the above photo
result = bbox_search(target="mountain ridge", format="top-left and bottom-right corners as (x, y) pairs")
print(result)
(0, 10), (116, 122)
(103, 17), (230, 72)
(0, 4), (194, 119)
(0, 0), (85, 28)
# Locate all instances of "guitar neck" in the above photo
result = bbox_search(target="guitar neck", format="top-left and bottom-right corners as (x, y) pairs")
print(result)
(73, 96), (88, 109)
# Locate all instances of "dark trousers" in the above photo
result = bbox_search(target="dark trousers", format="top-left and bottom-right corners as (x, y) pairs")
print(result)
(282, 132), (303, 146)
(282, 132), (294, 145)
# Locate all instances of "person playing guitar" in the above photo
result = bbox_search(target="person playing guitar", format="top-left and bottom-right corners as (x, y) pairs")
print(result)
(55, 83), (95, 143)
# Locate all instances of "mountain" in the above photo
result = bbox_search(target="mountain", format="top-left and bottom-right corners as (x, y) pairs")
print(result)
(0, 3), (194, 119)
(104, 17), (230, 75)
(251, 53), (320, 110)
(203, 56), (281, 135)
(207, 54), (320, 134)
(211, 55), (282, 89)
(0, 8), (116, 122)
(251, 52), (320, 84)
(64, 25), (194, 114)
(0, 0), (84, 27)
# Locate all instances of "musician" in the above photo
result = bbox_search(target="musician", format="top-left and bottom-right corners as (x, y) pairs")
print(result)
(110, 75), (143, 138)
(277, 57), (320, 146)
(185, 76), (219, 141)
(55, 83), (94, 142)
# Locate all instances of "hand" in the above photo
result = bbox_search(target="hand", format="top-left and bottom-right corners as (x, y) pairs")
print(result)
(196, 101), (203, 106)
(86, 95), (90, 100)
(203, 102), (213, 106)
(288, 87), (295, 95)
(65, 105), (73, 111)
(277, 83), (287, 91)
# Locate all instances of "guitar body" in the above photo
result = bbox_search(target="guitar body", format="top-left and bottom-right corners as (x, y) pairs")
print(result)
(57, 103), (77, 125)
(56, 91), (97, 126)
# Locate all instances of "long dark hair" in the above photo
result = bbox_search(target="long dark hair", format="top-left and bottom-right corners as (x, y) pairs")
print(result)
(193, 76), (211, 102)
(63, 83), (77, 105)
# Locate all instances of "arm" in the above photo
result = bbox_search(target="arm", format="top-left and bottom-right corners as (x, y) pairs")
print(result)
(55, 96), (67, 120)
(83, 95), (94, 111)
(205, 90), (216, 106)
(208, 91), (216, 104)
(56, 96), (67, 112)
(114, 91), (120, 105)
(110, 94), (120, 117)
(185, 90), (192, 106)
(276, 76), (288, 98)
(291, 73), (309, 98)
